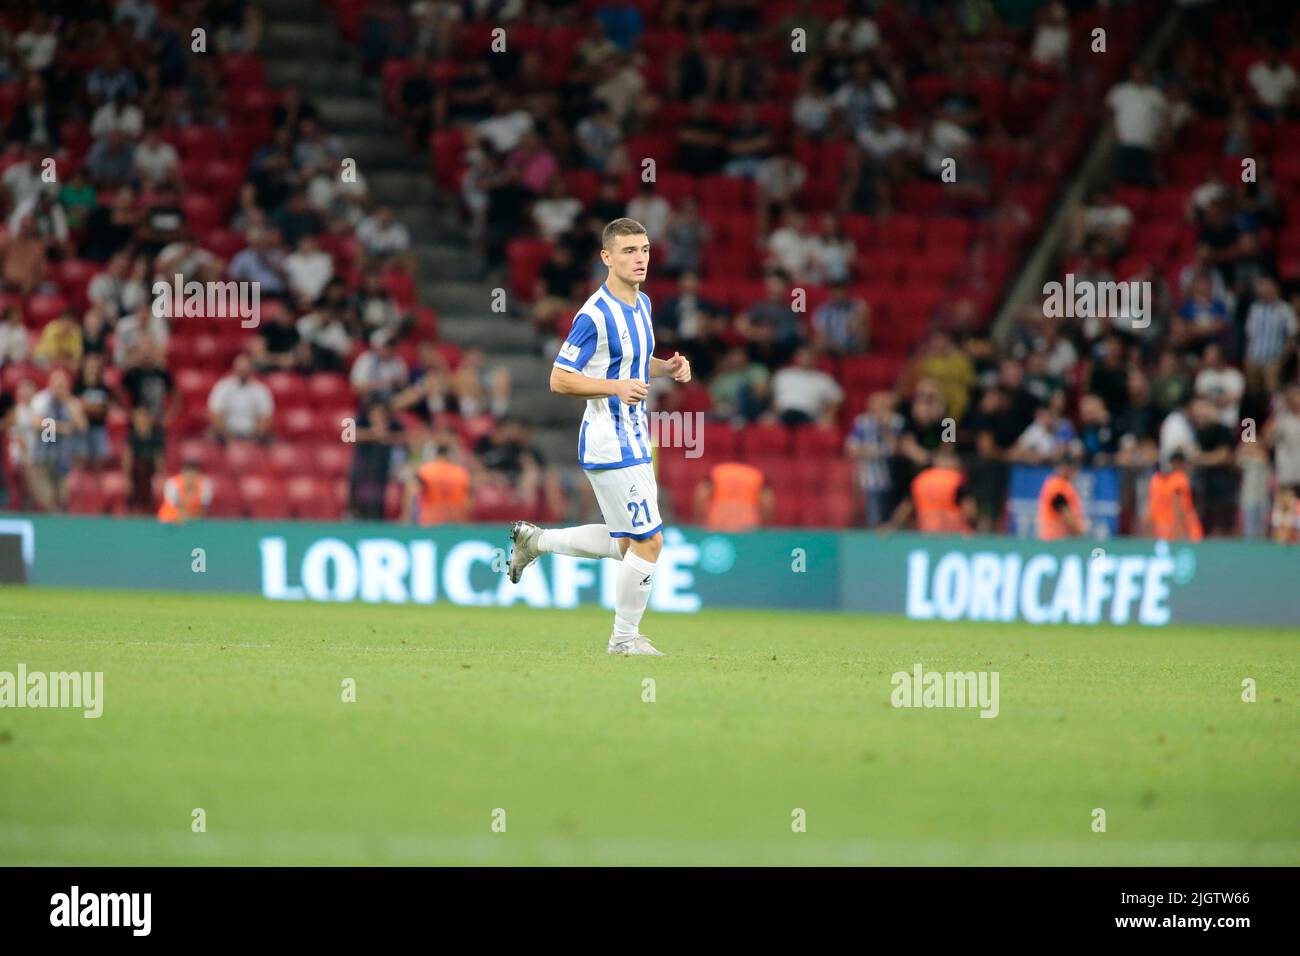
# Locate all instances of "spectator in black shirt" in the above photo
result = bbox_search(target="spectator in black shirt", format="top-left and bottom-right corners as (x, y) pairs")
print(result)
(963, 386), (1021, 530)
(1087, 336), (1130, 417)
(348, 401), (404, 521)
(82, 185), (142, 262)
(74, 353), (113, 470)
(121, 340), (176, 423)
(122, 404), (165, 513)
(676, 97), (726, 175)
(250, 303), (303, 372)
(1191, 397), (1238, 535)
(135, 182), (186, 259)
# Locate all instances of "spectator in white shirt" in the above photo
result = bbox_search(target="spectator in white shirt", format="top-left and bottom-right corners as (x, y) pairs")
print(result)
(771, 348), (844, 426)
(1030, 2), (1070, 71)
(15, 14), (58, 72)
(2, 145), (52, 210)
(1246, 49), (1298, 115)
(1193, 344), (1245, 429)
(134, 126), (180, 187)
(284, 234), (334, 305)
(90, 96), (145, 141)
(1106, 64), (1167, 186)
(767, 210), (821, 284)
(208, 354), (275, 442)
(114, 304), (170, 367)
(531, 177), (583, 241)
(355, 207), (411, 263)
(0, 305), (29, 365)
(626, 181), (671, 241)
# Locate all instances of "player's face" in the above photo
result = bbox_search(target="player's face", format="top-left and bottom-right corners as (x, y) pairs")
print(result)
(602, 233), (650, 285)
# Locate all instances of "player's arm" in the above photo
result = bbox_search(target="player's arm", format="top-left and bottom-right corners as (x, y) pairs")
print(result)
(550, 366), (646, 404)
(650, 352), (691, 382)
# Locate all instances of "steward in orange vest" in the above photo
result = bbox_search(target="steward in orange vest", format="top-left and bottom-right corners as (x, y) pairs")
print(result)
(1147, 450), (1203, 541)
(157, 460), (213, 523)
(884, 446), (974, 532)
(1037, 452), (1087, 540)
(697, 461), (768, 531)
(412, 454), (471, 525)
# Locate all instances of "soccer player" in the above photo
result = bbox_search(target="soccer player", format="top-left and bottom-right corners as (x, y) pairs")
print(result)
(507, 218), (691, 655)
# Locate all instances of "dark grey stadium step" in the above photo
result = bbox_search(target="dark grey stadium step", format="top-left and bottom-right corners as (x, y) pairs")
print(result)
(314, 95), (393, 135)
(436, 315), (537, 352)
(261, 20), (339, 57)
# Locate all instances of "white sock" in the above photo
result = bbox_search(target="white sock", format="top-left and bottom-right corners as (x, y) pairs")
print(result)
(537, 525), (622, 560)
(613, 550), (656, 639)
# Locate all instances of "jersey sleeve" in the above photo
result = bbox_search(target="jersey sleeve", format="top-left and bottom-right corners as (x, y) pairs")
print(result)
(554, 312), (598, 372)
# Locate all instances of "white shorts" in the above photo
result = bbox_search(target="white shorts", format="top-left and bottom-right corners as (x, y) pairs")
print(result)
(585, 462), (663, 539)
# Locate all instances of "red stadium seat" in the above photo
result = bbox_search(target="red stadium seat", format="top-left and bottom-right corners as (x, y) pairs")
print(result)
(739, 423), (791, 458)
(287, 477), (338, 520)
(792, 424), (843, 458)
(239, 474), (291, 518)
(26, 293), (69, 327)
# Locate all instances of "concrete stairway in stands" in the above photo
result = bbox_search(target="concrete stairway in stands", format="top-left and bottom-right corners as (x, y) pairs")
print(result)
(256, 0), (579, 467)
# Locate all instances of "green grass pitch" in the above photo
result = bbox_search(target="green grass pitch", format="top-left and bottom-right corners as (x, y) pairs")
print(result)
(1, 585), (1296, 866)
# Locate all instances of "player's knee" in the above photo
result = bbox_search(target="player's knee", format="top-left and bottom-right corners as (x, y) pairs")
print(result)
(632, 532), (663, 561)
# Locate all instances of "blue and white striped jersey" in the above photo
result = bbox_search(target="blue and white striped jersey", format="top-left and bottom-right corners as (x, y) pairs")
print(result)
(553, 283), (655, 470)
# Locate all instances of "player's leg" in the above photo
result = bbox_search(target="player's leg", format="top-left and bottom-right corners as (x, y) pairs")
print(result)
(598, 461), (664, 654)
(507, 520), (621, 584)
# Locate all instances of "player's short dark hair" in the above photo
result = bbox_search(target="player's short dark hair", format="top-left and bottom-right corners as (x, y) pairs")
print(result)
(602, 217), (648, 249)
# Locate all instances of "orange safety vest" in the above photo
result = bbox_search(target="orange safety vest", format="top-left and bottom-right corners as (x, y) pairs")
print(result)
(705, 462), (764, 531)
(416, 459), (470, 525)
(157, 474), (209, 523)
(1148, 469), (1203, 541)
(911, 466), (970, 532)
(1037, 474), (1084, 540)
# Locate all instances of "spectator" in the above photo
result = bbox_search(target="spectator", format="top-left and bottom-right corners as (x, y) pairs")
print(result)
(658, 271), (728, 366)
(284, 234), (334, 305)
(1189, 397), (1238, 536)
(766, 209), (820, 283)
(1272, 486), (1300, 545)
(8, 191), (71, 258)
(156, 459), (213, 524)
(660, 196), (709, 277)
(26, 369), (86, 512)
(122, 404), (165, 513)
(250, 302), (303, 372)
(737, 272), (804, 367)
(113, 304), (169, 367)
(1193, 343), (1245, 429)
(812, 215), (857, 285)
(914, 332), (976, 422)
(626, 180), (671, 242)
(121, 340), (176, 423)
(135, 181), (187, 259)
(770, 348), (843, 427)
(532, 177), (583, 242)
(847, 391), (904, 528)
(297, 300), (354, 373)
(722, 103), (774, 178)
(88, 252), (147, 321)
(349, 401), (405, 520)
(1172, 272), (1231, 356)
(355, 207), (412, 263)
(709, 346), (770, 423)
(1011, 392), (1076, 465)
(1029, 1), (1070, 72)
(7, 75), (62, 148)
(1243, 276), (1297, 398)
(574, 103), (624, 172)
(1, 214), (48, 295)
(0, 306), (30, 366)
(1264, 385), (1300, 497)
(1078, 393), (1119, 467)
(73, 354), (113, 471)
(1106, 64), (1167, 186)
(676, 97), (726, 175)
(1237, 439), (1272, 540)
(229, 226), (290, 299)
(133, 125), (180, 188)
(963, 386), (1021, 531)
(32, 310), (84, 370)
(208, 354), (274, 443)
(350, 330), (409, 402)
(811, 279), (869, 354)
(1245, 46), (1298, 118)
